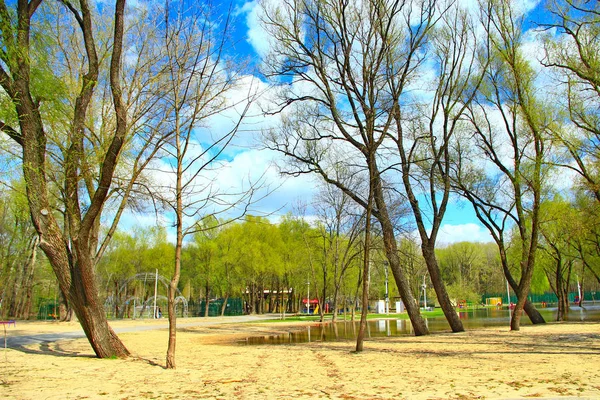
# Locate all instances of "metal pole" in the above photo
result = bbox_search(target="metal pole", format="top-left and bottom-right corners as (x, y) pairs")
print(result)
(307, 279), (310, 315)
(384, 263), (389, 314)
(423, 276), (427, 310)
(153, 269), (158, 319)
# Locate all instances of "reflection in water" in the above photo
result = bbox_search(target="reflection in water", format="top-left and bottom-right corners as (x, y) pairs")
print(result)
(240, 305), (600, 346)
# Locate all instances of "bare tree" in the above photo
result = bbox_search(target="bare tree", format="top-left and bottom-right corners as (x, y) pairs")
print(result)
(263, 0), (487, 334)
(262, 0), (430, 337)
(452, 0), (553, 330)
(149, 1), (260, 369)
(314, 182), (363, 323)
(387, 2), (486, 332)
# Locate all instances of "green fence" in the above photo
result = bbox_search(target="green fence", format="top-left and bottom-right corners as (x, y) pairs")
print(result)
(482, 291), (598, 305)
(36, 299), (59, 320)
(191, 298), (244, 317)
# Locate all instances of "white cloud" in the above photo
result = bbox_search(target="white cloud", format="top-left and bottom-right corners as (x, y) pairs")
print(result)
(114, 145), (322, 242)
(435, 223), (494, 245)
(239, 0), (273, 59)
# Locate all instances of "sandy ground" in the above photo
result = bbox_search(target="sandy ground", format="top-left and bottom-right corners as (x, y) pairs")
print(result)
(1, 318), (599, 399)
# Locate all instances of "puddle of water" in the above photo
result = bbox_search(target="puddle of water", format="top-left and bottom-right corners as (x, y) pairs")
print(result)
(239, 305), (600, 345)
(240, 319), (415, 345)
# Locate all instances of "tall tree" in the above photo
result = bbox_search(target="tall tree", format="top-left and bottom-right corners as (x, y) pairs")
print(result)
(0, 0), (129, 357)
(148, 1), (258, 369)
(452, 0), (552, 330)
(388, 2), (485, 332)
(261, 0), (432, 336)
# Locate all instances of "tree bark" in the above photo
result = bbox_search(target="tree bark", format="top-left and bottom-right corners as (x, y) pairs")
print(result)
(555, 259), (572, 322)
(500, 254), (545, 324)
(166, 175), (183, 368)
(220, 295), (229, 316)
(59, 290), (73, 322)
(356, 173), (374, 352)
(8, 258), (22, 317)
(18, 237), (38, 319)
(331, 282), (340, 324)
(372, 174), (429, 335)
(422, 245), (464, 332)
(204, 280), (210, 317)
(0, 0), (130, 358)
(319, 267), (327, 322)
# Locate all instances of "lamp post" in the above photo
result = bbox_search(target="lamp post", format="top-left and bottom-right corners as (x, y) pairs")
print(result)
(577, 276), (582, 307)
(422, 276), (427, 310)
(306, 279), (310, 315)
(384, 261), (389, 314)
(153, 269), (158, 319)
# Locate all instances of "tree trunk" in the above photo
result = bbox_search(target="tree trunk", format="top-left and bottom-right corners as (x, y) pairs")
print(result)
(356, 160), (375, 352)
(331, 282), (340, 324)
(355, 184), (373, 353)
(578, 268), (584, 307)
(510, 266), (536, 331)
(16, 236), (38, 319)
(4, 0), (130, 358)
(246, 284), (254, 314)
(166, 208), (183, 368)
(422, 245), (464, 333)
(35, 229), (129, 357)
(68, 267), (128, 357)
(278, 280), (285, 318)
(510, 230), (542, 331)
(8, 258), (22, 317)
(258, 284), (264, 314)
(20, 240), (37, 319)
(352, 271), (361, 323)
(204, 280), (210, 317)
(499, 249), (545, 324)
(59, 290), (73, 322)
(319, 266), (326, 322)
(220, 295), (229, 316)
(372, 176), (429, 335)
(114, 280), (119, 319)
(556, 260), (572, 321)
(166, 281), (178, 368)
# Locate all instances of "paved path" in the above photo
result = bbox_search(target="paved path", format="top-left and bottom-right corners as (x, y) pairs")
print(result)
(3, 314), (278, 349)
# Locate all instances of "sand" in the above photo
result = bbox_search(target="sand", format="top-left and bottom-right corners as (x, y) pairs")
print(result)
(1, 317), (599, 399)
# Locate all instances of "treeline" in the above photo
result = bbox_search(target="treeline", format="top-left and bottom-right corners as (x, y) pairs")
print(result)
(94, 196), (600, 322)
(4, 184), (599, 322)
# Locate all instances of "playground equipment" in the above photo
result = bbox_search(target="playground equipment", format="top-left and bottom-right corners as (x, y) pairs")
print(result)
(485, 297), (503, 306)
(36, 299), (59, 320)
(302, 298), (319, 314)
(104, 272), (188, 319)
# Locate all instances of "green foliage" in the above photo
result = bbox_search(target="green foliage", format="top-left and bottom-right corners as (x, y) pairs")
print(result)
(0, 181), (53, 318)
(437, 241), (506, 300)
(98, 226), (174, 282)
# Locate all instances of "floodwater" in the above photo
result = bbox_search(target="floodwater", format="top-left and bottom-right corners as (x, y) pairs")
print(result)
(240, 304), (600, 345)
